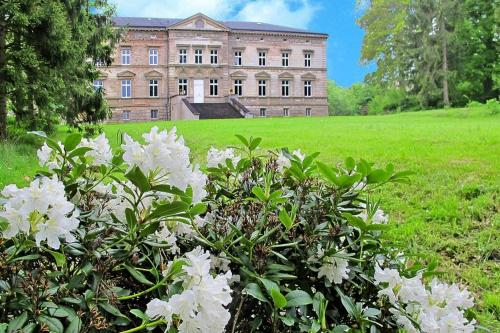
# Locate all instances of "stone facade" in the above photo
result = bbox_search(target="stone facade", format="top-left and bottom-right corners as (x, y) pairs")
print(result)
(100, 13), (328, 122)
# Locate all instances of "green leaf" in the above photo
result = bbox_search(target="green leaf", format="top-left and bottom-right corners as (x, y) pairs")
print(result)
(367, 169), (390, 183)
(249, 137), (262, 150)
(64, 317), (82, 333)
(38, 315), (63, 333)
(243, 283), (268, 303)
(68, 147), (93, 159)
(345, 157), (356, 171)
(285, 290), (313, 307)
(251, 186), (267, 201)
(149, 201), (190, 220)
(11, 254), (41, 262)
(271, 289), (287, 309)
(316, 161), (339, 185)
(21, 323), (36, 333)
(190, 203), (207, 216)
(235, 134), (249, 147)
(125, 166), (151, 192)
(333, 325), (350, 333)
(64, 133), (82, 151)
(8, 312), (27, 333)
(98, 302), (128, 319)
(123, 265), (154, 285)
(278, 209), (293, 231)
(130, 309), (148, 322)
(46, 250), (66, 267)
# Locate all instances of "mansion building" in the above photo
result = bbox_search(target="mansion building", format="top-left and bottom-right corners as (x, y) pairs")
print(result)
(98, 13), (328, 121)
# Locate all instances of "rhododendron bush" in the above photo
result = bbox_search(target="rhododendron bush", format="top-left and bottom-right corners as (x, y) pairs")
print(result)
(0, 127), (477, 333)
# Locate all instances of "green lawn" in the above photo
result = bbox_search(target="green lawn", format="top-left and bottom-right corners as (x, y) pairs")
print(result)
(1, 106), (499, 329)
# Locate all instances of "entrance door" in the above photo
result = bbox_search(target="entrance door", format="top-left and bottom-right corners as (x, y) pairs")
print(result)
(193, 80), (204, 103)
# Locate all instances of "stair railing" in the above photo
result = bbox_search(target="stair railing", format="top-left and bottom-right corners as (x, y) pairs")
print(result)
(228, 96), (253, 118)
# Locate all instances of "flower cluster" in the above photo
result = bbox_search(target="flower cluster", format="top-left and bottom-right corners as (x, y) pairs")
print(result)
(37, 142), (64, 170)
(146, 247), (232, 333)
(79, 133), (113, 166)
(318, 254), (351, 284)
(276, 149), (305, 172)
(0, 176), (79, 249)
(206, 147), (241, 168)
(122, 127), (207, 203)
(374, 265), (476, 333)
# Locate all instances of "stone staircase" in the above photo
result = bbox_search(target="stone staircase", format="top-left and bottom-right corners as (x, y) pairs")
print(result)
(190, 103), (244, 119)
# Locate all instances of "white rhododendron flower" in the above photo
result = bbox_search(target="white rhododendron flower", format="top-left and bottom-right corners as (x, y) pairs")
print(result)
(358, 203), (388, 224)
(206, 147), (241, 168)
(0, 176), (79, 249)
(37, 142), (64, 170)
(292, 149), (305, 161)
(79, 133), (113, 166)
(121, 127), (207, 203)
(276, 151), (291, 172)
(318, 254), (350, 284)
(374, 265), (476, 333)
(146, 247), (232, 333)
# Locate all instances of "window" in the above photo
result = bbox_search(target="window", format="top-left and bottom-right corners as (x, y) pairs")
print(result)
(195, 49), (203, 64)
(210, 49), (218, 65)
(178, 79), (188, 95)
(259, 108), (266, 117)
(122, 110), (130, 120)
(234, 80), (243, 96)
(283, 108), (289, 117)
(258, 80), (267, 97)
(209, 79), (218, 96)
(281, 80), (289, 97)
(304, 53), (312, 67)
(149, 80), (158, 97)
(179, 49), (187, 64)
(149, 48), (158, 65)
(234, 51), (242, 66)
(304, 80), (312, 97)
(150, 109), (158, 119)
(258, 51), (266, 66)
(93, 80), (103, 91)
(95, 59), (105, 67)
(121, 80), (131, 98)
(306, 108), (312, 117)
(282, 52), (289, 67)
(121, 48), (131, 65)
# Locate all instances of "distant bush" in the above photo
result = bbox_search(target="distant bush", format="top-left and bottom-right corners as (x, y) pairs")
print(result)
(485, 99), (500, 115)
(328, 81), (379, 116)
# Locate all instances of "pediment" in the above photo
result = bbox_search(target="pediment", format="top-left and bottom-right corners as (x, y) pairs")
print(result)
(255, 71), (271, 79)
(301, 72), (316, 80)
(230, 71), (248, 79)
(207, 67), (223, 77)
(98, 71), (108, 79)
(168, 13), (229, 31)
(144, 70), (163, 79)
(278, 72), (294, 80)
(117, 70), (136, 78)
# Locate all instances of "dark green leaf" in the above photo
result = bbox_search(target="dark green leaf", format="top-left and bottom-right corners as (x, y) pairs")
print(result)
(38, 315), (63, 333)
(8, 312), (27, 333)
(125, 166), (151, 192)
(243, 283), (268, 303)
(123, 265), (154, 285)
(285, 290), (313, 307)
(64, 133), (82, 151)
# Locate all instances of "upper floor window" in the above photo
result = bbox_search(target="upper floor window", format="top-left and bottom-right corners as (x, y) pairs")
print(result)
(93, 80), (103, 91)
(121, 48), (131, 65)
(210, 49), (218, 65)
(306, 108), (312, 117)
(234, 51), (242, 66)
(209, 79), (218, 96)
(304, 53), (312, 67)
(258, 51), (266, 66)
(151, 109), (158, 119)
(121, 80), (131, 98)
(179, 49), (187, 64)
(259, 108), (266, 117)
(283, 108), (289, 117)
(149, 80), (158, 97)
(149, 48), (158, 65)
(258, 80), (267, 97)
(95, 59), (105, 67)
(195, 49), (203, 64)
(178, 79), (188, 95)
(281, 80), (290, 97)
(282, 52), (289, 67)
(234, 79), (243, 96)
(304, 80), (312, 97)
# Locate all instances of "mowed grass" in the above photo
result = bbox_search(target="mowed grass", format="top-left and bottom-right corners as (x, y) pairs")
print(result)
(1, 106), (499, 329)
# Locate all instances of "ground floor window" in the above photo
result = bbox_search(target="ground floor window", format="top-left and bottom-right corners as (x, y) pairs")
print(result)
(306, 108), (312, 117)
(121, 80), (131, 98)
(149, 80), (158, 97)
(178, 79), (187, 95)
(281, 80), (289, 96)
(283, 108), (289, 117)
(210, 79), (218, 96)
(93, 80), (103, 91)
(259, 108), (266, 117)
(304, 80), (312, 97)
(150, 109), (158, 119)
(234, 80), (243, 96)
(122, 110), (130, 120)
(258, 80), (267, 97)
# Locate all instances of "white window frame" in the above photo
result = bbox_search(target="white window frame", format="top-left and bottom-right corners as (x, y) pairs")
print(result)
(304, 53), (312, 68)
(195, 49), (203, 64)
(283, 108), (289, 117)
(281, 80), (290, 97)
(121, 48), (131, 65)
(282, 52), (289, 67)
(150, 109), (158, 119)
(179, 49), (187, 64)
(258, 51), (266, 66)
(306, 108), (312, 117)
(209, 79), (218, 96)
(258, 80), (267, 97)
(304, 80), (312, 97)
(149, 48), (158, 65)
(121, 80), (131, 98)
(234, 79), (243, 96)
(93, 80), (103, 91)
(149, 79), (159, 97)
(234, 51), (242, 66)
(122, 110), (130, 121)
(95, 59), (105, 67)
(259, 108), (266, 117)
(178, 79), (188, 95)
(210, 49), (218, 65)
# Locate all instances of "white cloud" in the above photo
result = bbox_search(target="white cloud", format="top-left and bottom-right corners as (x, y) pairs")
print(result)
(111, 0), (319, 29)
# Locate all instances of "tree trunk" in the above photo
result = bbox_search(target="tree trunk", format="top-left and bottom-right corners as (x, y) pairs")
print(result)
(0, 23), (7, 140)
(441, 18), (450, 107)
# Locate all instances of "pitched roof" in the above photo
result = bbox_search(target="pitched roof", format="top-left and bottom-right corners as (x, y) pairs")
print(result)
(112, 16), (327, 36)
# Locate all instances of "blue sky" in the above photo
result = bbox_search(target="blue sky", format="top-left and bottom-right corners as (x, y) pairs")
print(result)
(112, 0), (374, 87)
